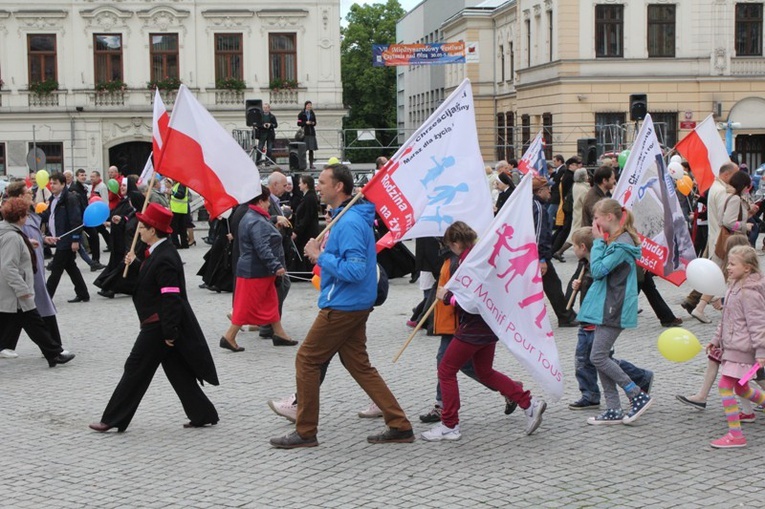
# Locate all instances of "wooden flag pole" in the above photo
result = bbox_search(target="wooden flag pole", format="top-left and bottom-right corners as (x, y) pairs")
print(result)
(122, 171), (157, 278)
(393, 299), (437, 363)
(566, 264), (586, 310)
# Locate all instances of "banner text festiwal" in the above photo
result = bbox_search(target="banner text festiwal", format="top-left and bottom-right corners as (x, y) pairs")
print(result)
(444, 174), (563, 401)
(611, 114), (696, 285)
(372, 42), (478, 67)
(363, 78), (493, 243)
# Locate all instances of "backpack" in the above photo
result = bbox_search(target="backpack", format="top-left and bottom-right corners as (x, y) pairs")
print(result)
(374, 263), (389, 306)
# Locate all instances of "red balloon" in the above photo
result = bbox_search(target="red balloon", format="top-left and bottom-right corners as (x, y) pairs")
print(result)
(25, 176), (32, 188)
(89, 195), (103, 204)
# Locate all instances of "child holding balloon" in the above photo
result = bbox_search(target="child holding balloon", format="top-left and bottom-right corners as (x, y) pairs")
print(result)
(577, 199), (652, 425)
(707, 245), (765, 448)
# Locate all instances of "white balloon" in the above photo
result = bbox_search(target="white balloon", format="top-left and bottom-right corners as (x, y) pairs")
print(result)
(685, 258), (728, 296)
(667, 161), (685, 180)
(670, 155), (683, 164)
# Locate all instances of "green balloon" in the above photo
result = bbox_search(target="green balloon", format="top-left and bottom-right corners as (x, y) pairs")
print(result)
(107, 178), (119, 194)
(618, 150), (631, 168)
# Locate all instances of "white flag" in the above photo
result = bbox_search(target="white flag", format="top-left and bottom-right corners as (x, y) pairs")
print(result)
(612, 114), (696, 285)
(363, 79), (493, 244)
(137, 154), (154, 186)
(444, 173), (563, 400)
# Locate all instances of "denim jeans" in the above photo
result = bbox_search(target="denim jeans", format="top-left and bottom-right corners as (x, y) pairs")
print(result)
(546, 203), (558, 232)
(575, 326), (651, 404)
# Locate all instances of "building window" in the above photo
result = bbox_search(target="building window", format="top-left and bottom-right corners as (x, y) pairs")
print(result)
(0, 143), (5, 176)
(269, 33), (297, 82)
(29, 142), (64, 173)
(647, 5), (675, 57)
(525, 19), (531, 65)
(214, 33), (243, 83)
(28, 34), (57, 84)
(595, 4), (624, 58)
(505, 112), (515, 159)
(595, 112), (626, 154)
(542, 113), (553, 159)
(735, 3), (763, 56)
(499, 44), (505, 82)
(496, 113), (506, 161)
(650, 111), (678, 149)
(94, 34), (123, 84)
(521, 114), (531, 151)
(509, 42), (514, 81)
(150, 33), (179, 82)
(548, 10), (554, 61)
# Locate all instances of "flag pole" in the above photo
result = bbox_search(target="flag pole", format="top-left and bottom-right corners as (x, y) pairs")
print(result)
(315, 191), (365, 243)
(566, 264), (586, 310)
(122, 171), (157, 278)
(392, 299), (437, 363)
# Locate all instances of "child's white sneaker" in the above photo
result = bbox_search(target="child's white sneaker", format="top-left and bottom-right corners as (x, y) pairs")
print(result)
(0, 349), (18, 358)
(421, 422), (461, 441)
(524, 397), (547, 435)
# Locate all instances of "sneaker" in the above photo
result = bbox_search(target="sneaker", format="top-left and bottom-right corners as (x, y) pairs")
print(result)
(0, 349), (19, 359)
(523, 397), (547, 435)
(358, 401), (383, 418)
(568, 398), (600, 410)
(406, 319), (418, 328)
(421, 422), (461, 442)
(622, 392), (653, 425)
(269, 430), (318, 449)
(367, 427), (415, 444)
(419, 405), (442, 423)
(691, 308), (712, 324)
(640, 370), (654, 395)
(739, 412), (756, 423)
(90, 262), (105, 272)
(504, 396), (518, 415)
(587, 408), (625, 425)
(710, 432), (747, 449)
(675, 394), (706, 410)
(267, 394), (297, 423)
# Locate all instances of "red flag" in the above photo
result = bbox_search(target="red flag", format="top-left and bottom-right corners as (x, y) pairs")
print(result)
(157, 85), (261, 218)
(675, 115), (730, 194)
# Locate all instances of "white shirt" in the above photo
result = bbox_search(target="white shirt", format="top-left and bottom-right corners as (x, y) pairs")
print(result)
(48, 193), (60, 238)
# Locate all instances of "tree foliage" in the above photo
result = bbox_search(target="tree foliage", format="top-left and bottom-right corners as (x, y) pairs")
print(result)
(341, 0), (405, 162)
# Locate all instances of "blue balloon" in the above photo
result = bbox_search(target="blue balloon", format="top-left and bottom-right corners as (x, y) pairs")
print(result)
(83, 201), (110, 227)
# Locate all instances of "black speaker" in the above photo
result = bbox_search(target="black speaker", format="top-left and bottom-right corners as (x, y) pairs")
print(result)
(629, 94), (647, 121)
(246, 99), (263, 127)
(289, 141), (307, 171)
(577, 138), (597, 166)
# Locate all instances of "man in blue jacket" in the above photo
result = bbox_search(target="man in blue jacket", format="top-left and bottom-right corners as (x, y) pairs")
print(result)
(44, 172), (90, 303)
(270, 164), (414, 448)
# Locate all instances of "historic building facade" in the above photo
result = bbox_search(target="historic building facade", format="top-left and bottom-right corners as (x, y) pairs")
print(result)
(0, 0), (345, 177)
(399, 0), (765, 167)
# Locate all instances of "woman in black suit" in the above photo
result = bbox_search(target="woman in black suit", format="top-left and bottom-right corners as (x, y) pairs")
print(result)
(89, 203), (219, 432)
(297, 101), (318, 169)
(292, 175), (320, 272)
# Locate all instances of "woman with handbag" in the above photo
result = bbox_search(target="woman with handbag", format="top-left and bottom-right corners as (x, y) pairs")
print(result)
(693, 170), (753, 323)
(297, 101), (318, 169)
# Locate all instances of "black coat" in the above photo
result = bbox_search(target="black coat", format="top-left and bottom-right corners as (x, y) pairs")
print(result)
(297, 110), (317, 136)
(293, 190), (319, 248)
(134, 240), (219, 386)
(495, 187), (513, 216)
(43, 186), (83, 249)
(256, 112), (278, 141)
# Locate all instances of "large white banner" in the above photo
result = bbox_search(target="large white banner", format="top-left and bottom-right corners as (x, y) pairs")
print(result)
(363, 79), (493, 245)
(444, 173), (563, 400)
(612, 114), (696, 285)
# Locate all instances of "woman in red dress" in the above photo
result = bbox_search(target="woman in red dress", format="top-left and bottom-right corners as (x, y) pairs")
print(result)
(220, 187), (297, 351)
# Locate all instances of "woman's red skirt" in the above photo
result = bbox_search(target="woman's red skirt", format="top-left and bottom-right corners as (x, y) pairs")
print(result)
(231, 276), (279, 326)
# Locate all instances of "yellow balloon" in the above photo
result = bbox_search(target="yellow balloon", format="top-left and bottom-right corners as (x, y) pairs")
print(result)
(657, 327), (702, 362)
(311, 274), (321, 290)
(35, 169), (50, 188)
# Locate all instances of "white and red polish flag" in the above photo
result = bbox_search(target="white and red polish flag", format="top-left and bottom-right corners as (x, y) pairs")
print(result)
(517, 130), (548, 177)
(674, 114), (730, 194)
(362, 79), (493, 249)
(156, 85), (261, 217)
(444, 173), (563, 401)
(138, 89), (170, 186)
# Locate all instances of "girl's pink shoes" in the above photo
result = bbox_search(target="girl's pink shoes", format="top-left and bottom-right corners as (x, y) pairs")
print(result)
(710, 433), (747, 449)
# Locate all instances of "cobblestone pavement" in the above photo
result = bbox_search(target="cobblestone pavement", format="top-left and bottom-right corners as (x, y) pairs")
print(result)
(3, 240), (765, 508)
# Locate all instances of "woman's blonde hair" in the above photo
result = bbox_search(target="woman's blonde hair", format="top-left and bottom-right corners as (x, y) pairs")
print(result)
(727, 245), (760, 274)
(722, 234), (752, 280)
(592, 198), (640, 245)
